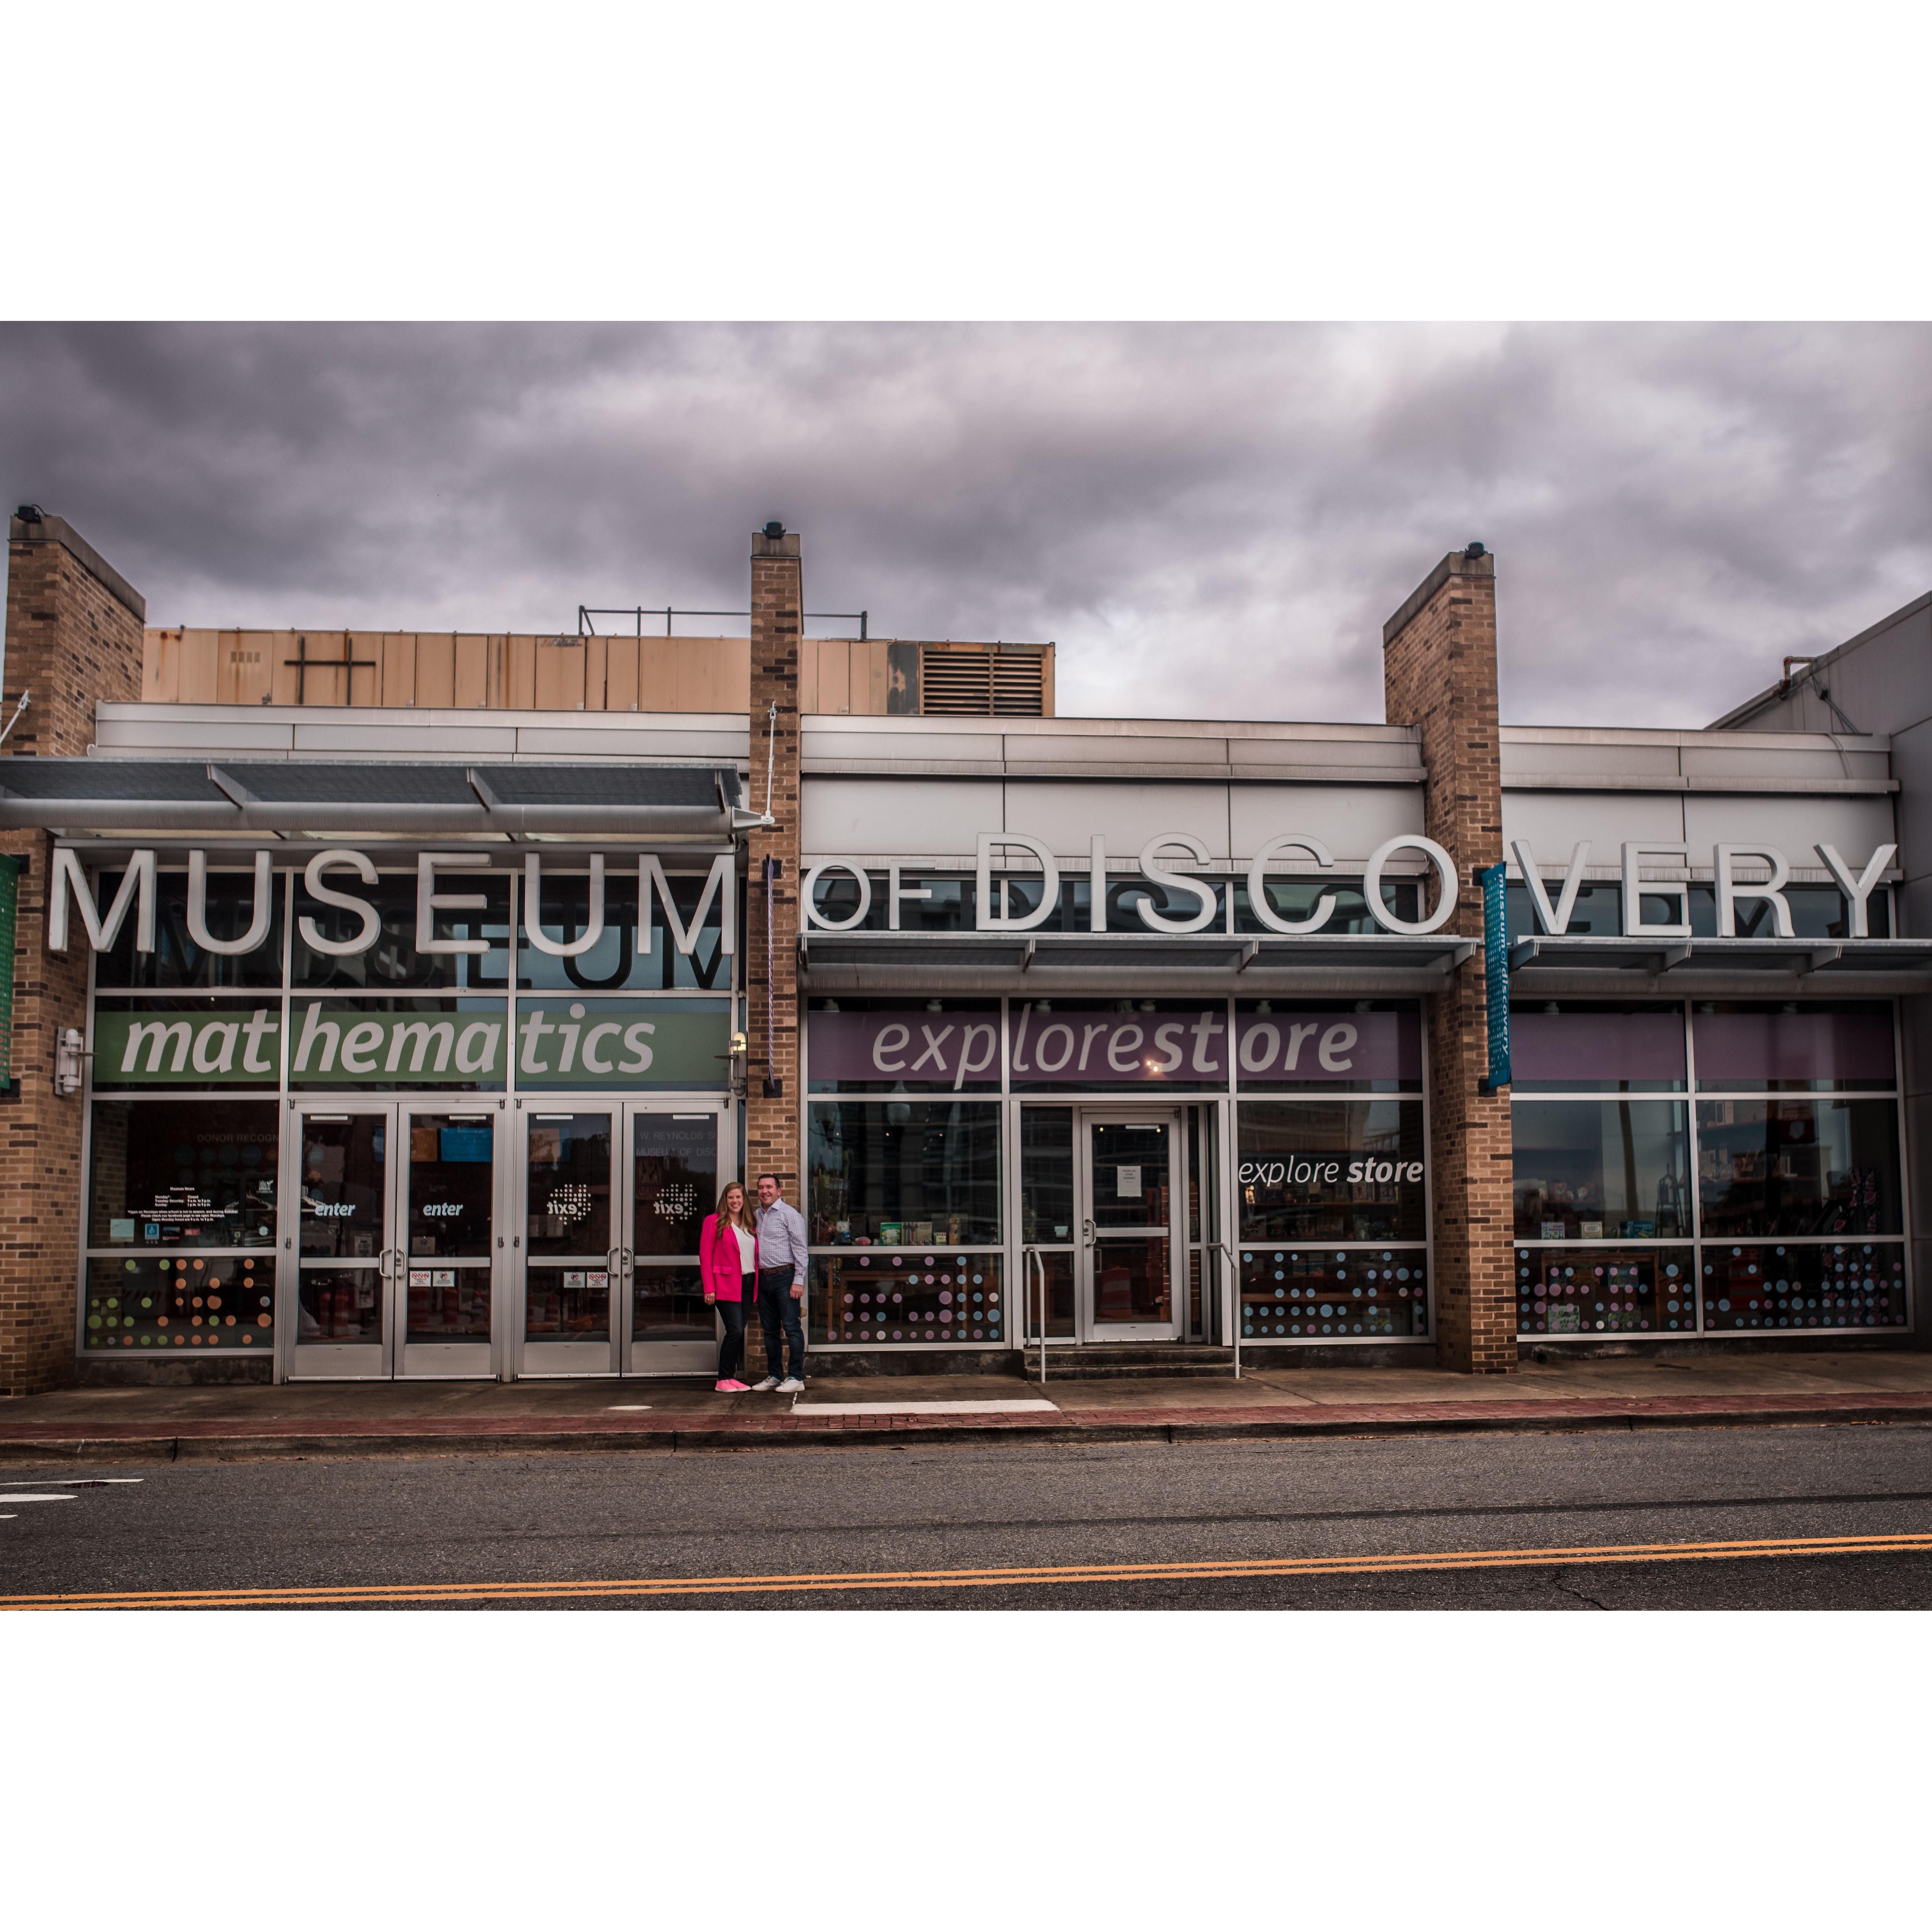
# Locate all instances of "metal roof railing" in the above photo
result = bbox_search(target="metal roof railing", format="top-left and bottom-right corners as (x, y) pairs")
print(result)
(578, 606), (870, 639)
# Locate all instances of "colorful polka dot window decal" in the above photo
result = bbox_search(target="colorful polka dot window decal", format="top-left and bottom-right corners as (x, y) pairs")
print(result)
(1239, 1248), (1429, 1340)
(86, 1255), (272, 1351)
(813, 1252), (1003, 1347)
(1515, 1247), (1687, 1336)
(1699, 1243), (1906, 1331)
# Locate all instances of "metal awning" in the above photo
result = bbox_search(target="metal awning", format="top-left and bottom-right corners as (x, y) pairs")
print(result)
(798, 930), (1476, 996)
(0, 759), (758, 837)
(1510, 933), (1932, 996)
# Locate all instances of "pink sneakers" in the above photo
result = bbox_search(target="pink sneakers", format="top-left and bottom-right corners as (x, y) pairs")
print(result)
(715, 1378), (750, 1392)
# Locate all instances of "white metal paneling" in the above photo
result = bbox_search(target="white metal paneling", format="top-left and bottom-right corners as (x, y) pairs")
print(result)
(1501, 734), (1682, 779)
(802, 778), (1003, 856)
(1227, 785), (1422, 864)
(516, 725), (750, 761)
(97, 716), (298, 754)
(1503, 788), (1686, 855)
(1682, 791), (1896, 860)
(803, 727), (1004, 764)
(1001, 781), (1232, 860)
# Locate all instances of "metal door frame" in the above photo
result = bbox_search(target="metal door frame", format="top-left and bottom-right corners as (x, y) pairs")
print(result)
(512, 1097), (730, 1379)
(396, 1101), (505, 1381)
(621, 1101), (730, 1378)
(1077, 1105), (1185, 1343)
(280, 1100), (402, 1382)
(282, 1097), (506, 1382)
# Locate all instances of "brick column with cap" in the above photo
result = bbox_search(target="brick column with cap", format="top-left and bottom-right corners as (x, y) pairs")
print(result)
(743, 525), (804, 1374)
(1383, 545), (1515, 1375)
(1, 509), (146, 1394)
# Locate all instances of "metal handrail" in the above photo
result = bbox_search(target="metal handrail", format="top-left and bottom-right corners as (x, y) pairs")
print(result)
(1218, 1240), (1242, 1379)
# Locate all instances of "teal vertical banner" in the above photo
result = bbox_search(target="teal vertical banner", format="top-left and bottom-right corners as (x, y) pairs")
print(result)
(1478, 861), (1510, 1090)
(0, 852), (18, 1090)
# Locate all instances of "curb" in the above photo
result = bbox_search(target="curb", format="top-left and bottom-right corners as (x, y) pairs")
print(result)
(4, 1390), (1932, 1463)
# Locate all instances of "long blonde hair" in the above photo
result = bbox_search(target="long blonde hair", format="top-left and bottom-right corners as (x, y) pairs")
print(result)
(713, 1180), (752, 1231)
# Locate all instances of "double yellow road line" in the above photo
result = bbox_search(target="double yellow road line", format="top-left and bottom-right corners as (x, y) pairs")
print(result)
(6, 1529), (1932, 1609)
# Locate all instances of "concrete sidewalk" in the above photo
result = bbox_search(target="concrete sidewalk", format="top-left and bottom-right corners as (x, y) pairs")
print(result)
(5, 1350), (1932, 1462)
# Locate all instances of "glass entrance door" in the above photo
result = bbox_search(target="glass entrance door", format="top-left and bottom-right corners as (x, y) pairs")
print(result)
(286, 1104), (501, 1379)
(1081, 1113), (1181, 1341)
(517, 1102), (727, 1377)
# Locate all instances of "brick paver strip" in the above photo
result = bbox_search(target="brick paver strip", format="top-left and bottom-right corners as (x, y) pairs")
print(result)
(5, 1387), (1932, 1460)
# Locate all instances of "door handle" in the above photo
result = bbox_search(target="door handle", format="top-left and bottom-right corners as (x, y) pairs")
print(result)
(608, 1247), (633, 1277)
(1081, 1217), (1096, 1246)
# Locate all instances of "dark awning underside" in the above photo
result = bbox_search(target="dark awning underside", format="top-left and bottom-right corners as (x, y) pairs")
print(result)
(799, 930), (1477, 995)
(0, 760), (749, 836)
(798, 928), (1932, 997)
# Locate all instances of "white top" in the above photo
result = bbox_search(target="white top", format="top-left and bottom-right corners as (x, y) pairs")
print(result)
(728, 1223), (755, 1276)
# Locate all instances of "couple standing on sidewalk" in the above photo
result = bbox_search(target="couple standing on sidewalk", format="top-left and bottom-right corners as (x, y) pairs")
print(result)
(699, 1174), (809, 1394)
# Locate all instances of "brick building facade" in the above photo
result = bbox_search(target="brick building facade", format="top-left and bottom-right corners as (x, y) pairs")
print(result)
(1, 511), (1923, 1394)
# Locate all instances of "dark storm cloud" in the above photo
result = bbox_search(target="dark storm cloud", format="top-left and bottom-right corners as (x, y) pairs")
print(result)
(3, 322), (1928, 728)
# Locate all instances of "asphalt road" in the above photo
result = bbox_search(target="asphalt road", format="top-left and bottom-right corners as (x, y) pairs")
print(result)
(6, 1424), (1932, 1608)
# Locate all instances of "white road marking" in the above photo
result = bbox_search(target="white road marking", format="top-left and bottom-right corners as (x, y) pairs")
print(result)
(2, 1477), (142, 1487)
(0, 1495), (77, 1504)
(606, 1405), (653, 1411)
(790, 1398), (1061, 1416)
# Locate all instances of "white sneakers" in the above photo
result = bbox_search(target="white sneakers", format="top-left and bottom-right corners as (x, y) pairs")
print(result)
(776, 1377), (806, 1394)
(751, 1376), (781, 1392)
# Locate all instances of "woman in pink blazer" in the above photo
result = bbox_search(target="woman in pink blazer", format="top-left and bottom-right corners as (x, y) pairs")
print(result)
(699, 1181), (759, 1391)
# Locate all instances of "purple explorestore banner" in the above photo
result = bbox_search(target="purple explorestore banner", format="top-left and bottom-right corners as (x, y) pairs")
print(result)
(809, 1006), (1417, 1086)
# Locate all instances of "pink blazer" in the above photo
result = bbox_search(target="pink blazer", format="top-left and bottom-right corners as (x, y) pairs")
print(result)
(699, 1213), (759, 1302)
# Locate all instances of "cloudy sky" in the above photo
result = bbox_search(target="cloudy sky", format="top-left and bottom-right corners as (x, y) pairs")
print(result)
(2, 322), (1927, 730)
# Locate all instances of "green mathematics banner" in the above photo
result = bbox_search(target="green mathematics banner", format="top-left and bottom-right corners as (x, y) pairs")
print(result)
(91, 999), (731, 1090)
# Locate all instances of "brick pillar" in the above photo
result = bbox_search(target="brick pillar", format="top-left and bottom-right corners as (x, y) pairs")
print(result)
(1383, 545), (1515, 1375)
(1, 509), (146, 1395)
(744, 526), (804, 1374)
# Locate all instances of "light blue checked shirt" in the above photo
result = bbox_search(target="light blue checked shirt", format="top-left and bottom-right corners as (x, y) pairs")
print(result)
(755, 1196), (810, 1287)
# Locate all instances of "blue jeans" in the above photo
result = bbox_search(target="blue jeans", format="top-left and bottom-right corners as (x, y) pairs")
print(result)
(757, 1266), (806, 1381)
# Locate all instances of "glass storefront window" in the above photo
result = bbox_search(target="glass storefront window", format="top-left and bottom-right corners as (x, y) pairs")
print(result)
(525, 1113), (613, 1256)
(94, 869), (285, 989)
(1019, 1108), (1074, 1245)
(1509, 1004), (1686, 1092)
(1234, 1001), (1421, 1092)
(88, 1099), (279, 1250)
(632, 1116), (716, 1256)
(1237, 1100), (1427, 1241)
(806, 1101), (1001, 1246)
(633, 1264), (712, 1343)
(290, 998), (508, 1091)
(86, 1254), (274, 1351)
(811, 1252), (1003, 1346)
(1507, 883), (1888, 940)
(293, 872), (510, 991)
(1693, 1003), (1895, 1091)
(513, 997), (730, 1090)
(1700, 1243), (1907, 1330)
(1009, 1001), (1232, 1092)
(1695, 1098), (1900, 1238)
(1232, 878), (1420, 935)
(1514, 1247), (1694, 1336)
(519, 870), (730, 992)
(1239, 1247), (1429, 1339)
(1511, 1100), (1690, 1239)
(806, 998), (1002, 1093)
(91, 997), (285, 1091)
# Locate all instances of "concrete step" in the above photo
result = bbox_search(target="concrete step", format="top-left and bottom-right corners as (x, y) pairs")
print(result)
(1021, 1344), (1236, 1380)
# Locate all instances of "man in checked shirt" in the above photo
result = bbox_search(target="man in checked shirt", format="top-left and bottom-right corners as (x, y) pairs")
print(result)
(751, 1172), (809, 1392)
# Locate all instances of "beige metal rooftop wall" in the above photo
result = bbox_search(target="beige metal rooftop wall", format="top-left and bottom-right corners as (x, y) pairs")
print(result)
(142, 629), (751, 712)
(142, 630), (1055, 718)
